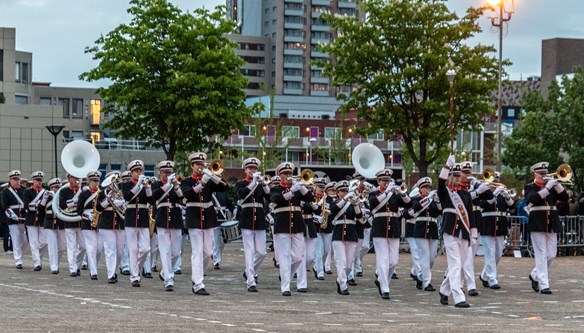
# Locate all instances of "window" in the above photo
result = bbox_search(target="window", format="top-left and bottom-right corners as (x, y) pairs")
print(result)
(21, 63), (29, 84)
(15, 62), (21, 82)
(144, 165), (155, 177)
(284, 81), (302, 89)
(284, 68), (302, 76)
(40, 97), (52, 105)
(71, 130), (84, 139)
(59, 98), (70, 118)
(0, 50), (3, 81)
(15, 95), (28, 105)
(324, 127), (342, 139)
(284, 55), (304, 64)
(310, 83), (328, 91)
(265, 8), (269, 13)
(72, 98), (84, 118)
(281, 126), (300, 138)
(239, 125), (256, 137)
(367, 129), (384, 140)
(265, 21), (269, 26)
(90, 99), (101, 125)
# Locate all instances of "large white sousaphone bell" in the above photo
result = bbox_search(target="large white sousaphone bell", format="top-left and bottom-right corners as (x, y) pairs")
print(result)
(52, 140), (101, 222)
(351, 143), (385, 179)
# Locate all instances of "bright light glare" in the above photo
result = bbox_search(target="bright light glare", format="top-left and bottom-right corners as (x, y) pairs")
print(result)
(486, 0), (502, 6)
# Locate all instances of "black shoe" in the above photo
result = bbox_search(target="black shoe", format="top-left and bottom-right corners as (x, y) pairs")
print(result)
(356, 271), (363, 277)
(70, 272), (77, 277)
(490, 284), (501, 290)
(468, 289), (478, 296)
(374, 279), (382, 295)
(336, 282), (342, 295)
(76, 269), (81, 276)
(114, 274), (118, 282)
(416, 279), (422, 290)
(312, 268), (319, 279)
(297, 288), (308, 293)
(425, 284), (436, 292)
(529, 275), (539, 292)
(108, 277), (116, 284)
(282, 291), (291, 296)
(341, 289), (350, 295)
(165, 285), (174, 292)
(278, 275), (281, 282)
(479, 276), (489, 288)
(16, 264), (23, 269)
(540, 288), (552, 294)
(174, 269), (182, 275)
(439, 292), (449, 305)
(348, 279), (357, 286)
(34, 266), (42, 271)
(248, 285), (258, 292)
(90, 275), (98, 280)
(455, 301), (470, 308)
(81, 264), (88, 270)
(159, 273), (164, 282)
(132, 281), (140, 287)
(410, 273), (418, 281)
(51, 270), (59, 275)
(151, 266), (158, 272)
(273, 257), (279, 268)
(194, 288), (209, 296)
(120, 268), (130, 276)
(325, 270), (332, 275)
(142, 270), (152, 278)
(391, 273), (398, 279)
(214, 263), (220, 270)
(293, 273), (297, 279)
(381, 292), (390, 299)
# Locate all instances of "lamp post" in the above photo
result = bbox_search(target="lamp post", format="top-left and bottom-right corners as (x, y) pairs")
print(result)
(446, 68), (456, 154)
(487, 0), (514, 171)
(46, 125), (65, 178)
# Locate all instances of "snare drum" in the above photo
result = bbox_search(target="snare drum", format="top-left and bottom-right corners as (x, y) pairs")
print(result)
(220, 220), (241, 242)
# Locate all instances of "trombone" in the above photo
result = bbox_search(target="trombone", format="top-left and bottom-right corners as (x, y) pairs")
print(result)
(293, 169), (315, 185)
(545, 164), (573, 185)
(207, 160), (223, 176)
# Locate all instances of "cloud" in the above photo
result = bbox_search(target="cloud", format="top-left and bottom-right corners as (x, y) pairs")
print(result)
(16, 0), (47, 8)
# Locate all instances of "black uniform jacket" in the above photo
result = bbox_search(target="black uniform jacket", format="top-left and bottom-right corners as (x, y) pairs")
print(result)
(368, 189), (412, 239)
(39, 191), (64, 230)
(437, 179), (476, 241)
(1, 186), (25, 225)
(95, 191), (124, 230)
(181, 174), (229, 229)
(525, 181), (569, 233)
(24, 186), (46, 227)
(59, 185), (81, 229)
(329, 198), (362, 242)
(236, 178), (269, 231)
(479, 194), (513, 236)
(270, 182), (314, 234)
(121, 180), (154, 228)
(77, 189), (99, 231)
(301, 200), (317, 239)
(407, 195), (441, 240)
(152, 180), (183, 229)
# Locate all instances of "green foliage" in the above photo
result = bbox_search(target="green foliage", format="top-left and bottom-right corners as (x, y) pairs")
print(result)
(316, 0), (499, 176)
(504, 66), (584, 191)
(80, 0), (258, 160)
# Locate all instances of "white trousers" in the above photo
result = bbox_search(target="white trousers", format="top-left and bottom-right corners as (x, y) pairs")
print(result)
(332, 240), (358, 291)
(314, 233), (332, 278)
(355, 228), (371, 273)
(213, 226), (225, 265)
(99, 229), (125, 279)
(8, 224), (28, 266)
(82, 230), (103, 276)
(45, 229), (66, 272)
(189, 228), (214, 292)
(440, 233), (469, 304)
(27, 225), (47, 268)
(65, 228), (86, 274)
(406, 236), (421, 279)
(144, 234), (159, 272)
(242, 229), (267, 288)
(462, 235), (479, 290)
(125, 227), (150, 283)
(480, 235), (505, 286)
(120, 241), (130, 271)
(297, 236), (316, 289)
(173, 234), (188, 272)
(373, 237), (400, 293)
(157, 228), (182, 287)
(530, 232), (557, 290)
(274, 233), (305, 292)
(414, 238), (438, 288)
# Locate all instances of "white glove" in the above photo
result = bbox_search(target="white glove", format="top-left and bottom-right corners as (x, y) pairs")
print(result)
(554, 182), (564, 193)
(82, 185), (89, 192)
(43, 191), (52, 200)
(314, 215), (323, 224)
(138, 175), (146, 183)
(476, 183), (490, 195)
(6, 209), (18, 221)
(28, 203), (37, 211)
(167, 173), (176, 183)
(345, 192), (356, 201)
(501, 190), (510, 199)
(291, 182), (302, 193)
(66, 199), (76, 208)
(545, 179), (557, 190)
(267, 213), (275, 225)
(384, 182), (395, 194)
(493, 187), (504, 197)
(471, 237), (478, 247)
(113, 198), (125, 207)
(201, 174), (211, 184)
(445, 154), (456, 169)
(83, 212), (94, 221)
(253, 172), (262, 181)
(203, 169), (214, 177)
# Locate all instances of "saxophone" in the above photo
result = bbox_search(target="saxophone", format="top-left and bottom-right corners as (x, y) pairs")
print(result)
(90, 189), (101, 228)
(320, 193), (330, 229)
(148, 205), (155, 238)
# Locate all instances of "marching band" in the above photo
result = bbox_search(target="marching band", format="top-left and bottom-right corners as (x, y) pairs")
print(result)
(0, 141), (573, 307)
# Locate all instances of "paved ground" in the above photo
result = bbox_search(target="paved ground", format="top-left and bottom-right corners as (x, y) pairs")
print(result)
(1, 241), (584, 332)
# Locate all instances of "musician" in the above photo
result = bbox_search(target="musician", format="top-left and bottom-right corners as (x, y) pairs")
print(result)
(236, 157), (270, 292)
(96, 171), (126, 284)
(437, 157), (480, 308)
(368, 169), (411, 299)
(270, 162), (314, 296)
(119, 170), (132, 277)
(349, 172), (372, 284)
(402, 184), (421, 288)
(59, 173), (86, 276)
(212, 189), (233, 270)
(39, 178), (65, 274)
(525, 162), (569, 294)
(181, 152), (229, 296)
(121, 160), (154, 287)
(310, 178), (327, 281)
(76, 171), (104, 280)
(152, 160), (184, 292)
(297, 181), (318, 293)
(24, 171), (48, 271)
(267, 176), (280, 269)
(479, 177), (514, 290)
(2, 170), (28, 269)
(407, 177), (441, 291)
(328, 180), (361, 295)
(0, 183), (13, 253)
(320, 182), (336, 277)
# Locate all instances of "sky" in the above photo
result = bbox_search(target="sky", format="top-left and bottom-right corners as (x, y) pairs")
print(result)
(1, 0), (584, 88)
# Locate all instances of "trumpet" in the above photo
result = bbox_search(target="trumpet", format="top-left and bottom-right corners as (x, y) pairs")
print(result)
(171, 175), (184, 186)
(262, 174), (272, 184)
(392, 183), (408, 195)
(293, 169), (314, 185)
(141, 176), (157, 185)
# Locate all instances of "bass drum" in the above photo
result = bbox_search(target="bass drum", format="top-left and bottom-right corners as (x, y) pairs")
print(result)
(220, 220), (242, 242)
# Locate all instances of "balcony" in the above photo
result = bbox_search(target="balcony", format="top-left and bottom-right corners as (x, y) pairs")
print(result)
(338, 0), (357, 8)
(311, 23), (330, 32)
(310, 76), (329, 84)
(285, 0), (304, 3)
(310, 90), (329, 96)
(284, 35), (304, 43)
(284, 75), (303, 82)
(284, 9), (304, 16)
(64, 137), (163, 152)
(283, 61), (304, 69)
(311, 37), (330, 45)
(283, 88), (303, 95)
(284, 22), (304, 30)
(310, 50), (328, 58)
(283, 48), (304, 56)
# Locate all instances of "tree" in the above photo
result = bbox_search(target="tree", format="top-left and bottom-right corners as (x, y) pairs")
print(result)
(504, 66), (584, 191)
(80, 0), (258, 160)
(316, 0), (499, 177)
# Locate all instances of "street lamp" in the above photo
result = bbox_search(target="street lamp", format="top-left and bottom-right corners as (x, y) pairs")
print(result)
(46, 125), (65, 178)
(446, 68), (456, 154)
(487, 0), (514, 171)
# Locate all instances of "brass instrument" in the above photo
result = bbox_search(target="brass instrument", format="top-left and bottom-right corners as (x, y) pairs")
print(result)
(90, 189), (101, 228)
(171, 175), (184, 186)
(299, 169), (315, 185)
(507, 188), (517, 198)
(142, 176), (157, 185)
(351, 143), (385, 179)
(546, 163), (573, 185)
(101, 173), (126, 219)
(393, 183), (408, 194)
(263, 174), (272, 185)
(148, 205), (155, 238)
(319, 193), (330, 229)
(208, 160), (224, 175)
